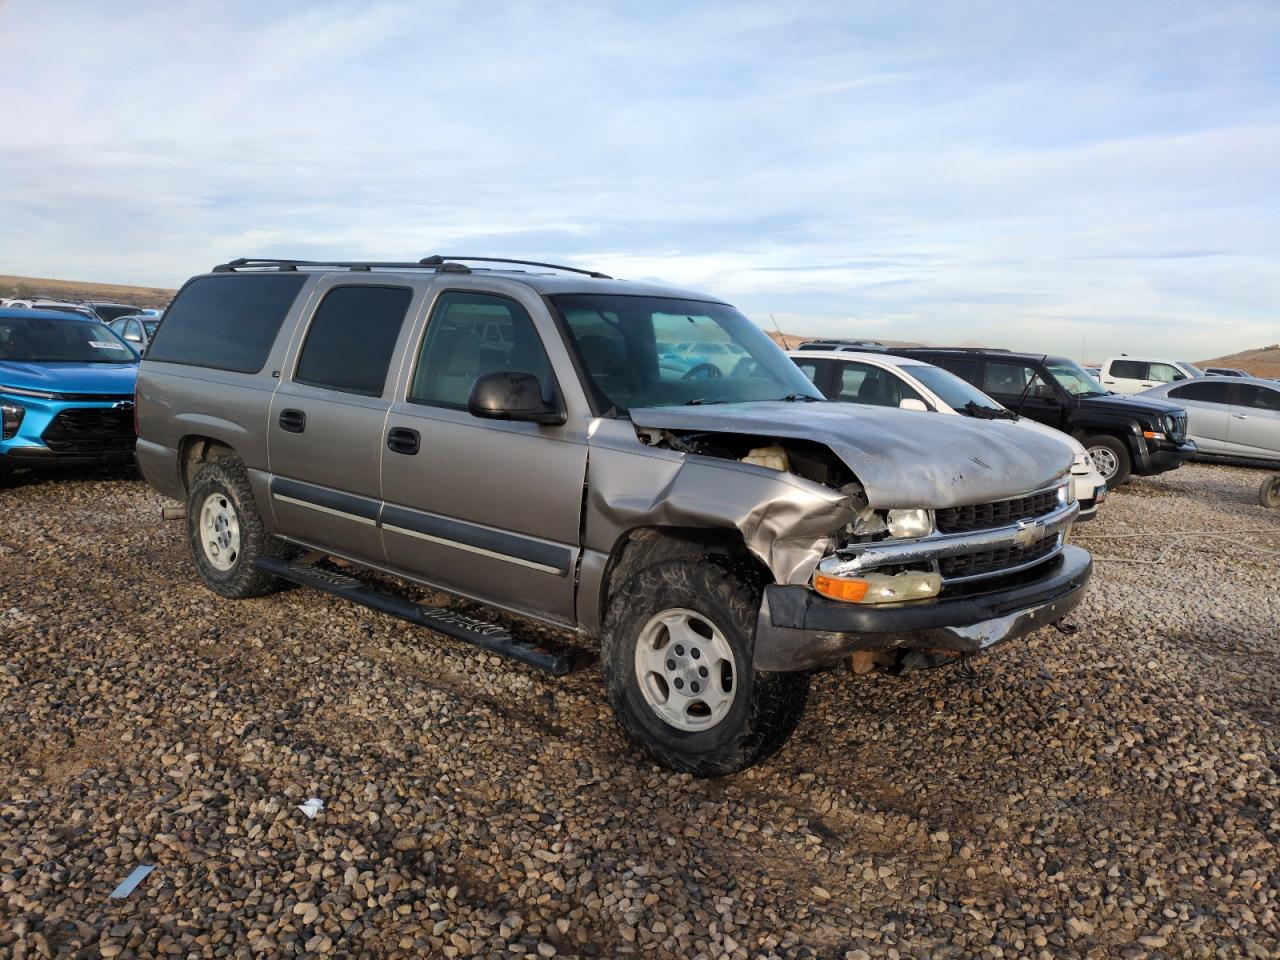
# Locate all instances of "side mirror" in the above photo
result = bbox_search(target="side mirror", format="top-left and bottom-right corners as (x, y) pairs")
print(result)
(468, 371), (565, 425)
(899, 398), (929, 412)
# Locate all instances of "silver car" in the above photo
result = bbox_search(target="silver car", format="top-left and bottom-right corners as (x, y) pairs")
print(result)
(1142, 377), (1280, 462)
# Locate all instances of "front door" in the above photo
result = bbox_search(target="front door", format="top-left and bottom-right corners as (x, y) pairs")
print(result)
(1227, 382), (1280, 459)
(981, 359), (1062, 428)
(380, 287), (588, 624)
(267, 281), (419, 564)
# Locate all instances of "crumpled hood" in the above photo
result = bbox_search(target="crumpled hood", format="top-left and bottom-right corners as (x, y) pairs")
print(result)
(0, 360), (138, 395)
(629, 400), (1074, 508)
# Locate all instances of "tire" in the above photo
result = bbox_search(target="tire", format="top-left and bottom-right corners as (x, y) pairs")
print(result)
(1083, 434), (1132, 486)
(1261, 475), (1280, 509)
(185, 458), (286, 598)
(601, 556), (809, 777)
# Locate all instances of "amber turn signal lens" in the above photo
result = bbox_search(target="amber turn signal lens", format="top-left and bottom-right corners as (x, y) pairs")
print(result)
(813, 575), (869, 602)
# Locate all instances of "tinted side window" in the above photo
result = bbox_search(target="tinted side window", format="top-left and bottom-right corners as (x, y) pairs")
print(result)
(410, 292), (551, 408)
(1109, 359), (1149, 379)
(983, 361), (1038, 395)
(1238, 384), (1280, 411)
(147, 274), (307, 373)
(837, 362), (925, 406)
(294, 285), (412, 396)
(1169, 381), (1231, 403)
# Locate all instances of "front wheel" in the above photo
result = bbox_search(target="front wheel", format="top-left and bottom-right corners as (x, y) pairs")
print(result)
(1083, 434), (1132, 486)
(186, 458), (286, 598)
(601, 557), (809, 777)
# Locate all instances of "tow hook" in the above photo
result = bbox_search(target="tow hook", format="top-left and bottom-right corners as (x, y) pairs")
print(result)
(1053, 619), (1079, 636)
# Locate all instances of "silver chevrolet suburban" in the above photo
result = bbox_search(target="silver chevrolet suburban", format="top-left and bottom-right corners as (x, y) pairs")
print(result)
(136, 256), (1092, 776)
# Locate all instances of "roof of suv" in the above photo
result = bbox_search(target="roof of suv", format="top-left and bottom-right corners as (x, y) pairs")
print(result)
(207, 257), (727, 304)
(894, 346), (1065, 364)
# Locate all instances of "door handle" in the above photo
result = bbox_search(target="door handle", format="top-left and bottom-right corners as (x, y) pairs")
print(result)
(1232, 414), (1248, 420)
(387, 426), (420, 455)
(279, 409), (306, 433)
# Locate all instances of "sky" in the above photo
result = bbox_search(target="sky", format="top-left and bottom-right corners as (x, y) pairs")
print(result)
(1, 1), (1278, 361)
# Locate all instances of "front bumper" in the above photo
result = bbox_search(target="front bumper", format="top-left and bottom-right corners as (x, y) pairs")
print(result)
(2, 445), (136, 468)
(754, 545), (1093, 671)
(1133, 438), (1197, 476)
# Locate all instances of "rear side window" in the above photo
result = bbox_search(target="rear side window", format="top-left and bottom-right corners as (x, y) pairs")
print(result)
(147, 274), (306, 373)
(1169, 381), (1231, 403)
(1109, 359), (1148, 379)
(294, 285), (413, 396)
(935, 357), (979, 382)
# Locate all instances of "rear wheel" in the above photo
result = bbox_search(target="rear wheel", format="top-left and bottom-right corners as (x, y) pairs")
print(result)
(1083, 435), (1131, 486)
(186, 458), (286, 598)
(602, 557), (809, 777)
(1260, 474), (1280, 509)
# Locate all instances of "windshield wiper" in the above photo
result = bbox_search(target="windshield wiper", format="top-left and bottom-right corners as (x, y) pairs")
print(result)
(684, 397), (727, 405)
(961, 400), (1014, 420)
(778, 393), (822, 402)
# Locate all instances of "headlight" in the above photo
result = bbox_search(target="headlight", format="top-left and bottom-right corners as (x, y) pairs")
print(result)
(1, 400), (24, 439)
(886, 508), (932, 539)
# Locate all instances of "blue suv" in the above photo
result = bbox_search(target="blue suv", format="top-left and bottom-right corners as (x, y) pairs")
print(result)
(0, 308), (139, 482)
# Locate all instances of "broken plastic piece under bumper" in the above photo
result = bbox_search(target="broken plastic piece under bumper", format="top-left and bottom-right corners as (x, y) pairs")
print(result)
(753, 545), (1093, 671)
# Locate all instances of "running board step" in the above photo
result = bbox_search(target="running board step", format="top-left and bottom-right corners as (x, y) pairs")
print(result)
(256, 556), (576, 676)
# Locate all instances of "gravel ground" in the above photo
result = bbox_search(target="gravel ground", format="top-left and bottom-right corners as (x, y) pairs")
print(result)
(1, 462), (1277, 960)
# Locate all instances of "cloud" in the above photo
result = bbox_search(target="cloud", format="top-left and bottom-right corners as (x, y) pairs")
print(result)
(0, 0), (1277, 358)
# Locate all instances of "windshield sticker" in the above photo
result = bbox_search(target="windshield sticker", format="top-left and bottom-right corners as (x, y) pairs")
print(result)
(89, 341), (127, 350)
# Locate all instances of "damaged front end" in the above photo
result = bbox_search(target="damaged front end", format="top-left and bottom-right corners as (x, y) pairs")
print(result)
(591, 407), (1093, 674)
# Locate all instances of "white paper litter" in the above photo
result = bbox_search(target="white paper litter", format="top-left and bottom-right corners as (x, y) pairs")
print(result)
(109, 864), (155, 898)
(297, 797), (324, 819)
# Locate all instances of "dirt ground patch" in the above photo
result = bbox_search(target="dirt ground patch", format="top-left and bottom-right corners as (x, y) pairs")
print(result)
(1, 462), (1277, 959)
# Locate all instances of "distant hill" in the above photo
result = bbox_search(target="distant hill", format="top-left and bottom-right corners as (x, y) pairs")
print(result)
(0, 275), (174, 309)
(1197, 345), (1280, 378)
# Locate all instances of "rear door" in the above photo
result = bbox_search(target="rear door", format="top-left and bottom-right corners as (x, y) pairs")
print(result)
(379, 284), (588, 625)
(1167, 380), (1233, 452)
(1227, 383), (1280, 460)
(267, 281), (420, 564)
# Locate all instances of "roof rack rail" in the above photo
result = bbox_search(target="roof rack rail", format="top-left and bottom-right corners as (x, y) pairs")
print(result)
(212, 255), (612, 279)
(212, 257), (472, 274)
(419, 255), (612, 279)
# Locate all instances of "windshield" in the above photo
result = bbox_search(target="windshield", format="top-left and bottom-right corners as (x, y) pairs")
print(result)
(907, 363), (1007, 414)
(551, 294), (823, 411)
(1045, 358), (1107, 397)
(0, 316), (137, 364)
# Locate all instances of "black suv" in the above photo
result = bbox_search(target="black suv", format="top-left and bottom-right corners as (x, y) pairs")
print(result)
(888, 348), (1197, 485)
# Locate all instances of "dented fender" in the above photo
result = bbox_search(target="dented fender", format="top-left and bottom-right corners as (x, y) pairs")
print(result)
(583, 419), (857, 586)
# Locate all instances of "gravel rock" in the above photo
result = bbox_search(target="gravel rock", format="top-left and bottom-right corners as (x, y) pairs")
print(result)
(0, 462), (1277, 958)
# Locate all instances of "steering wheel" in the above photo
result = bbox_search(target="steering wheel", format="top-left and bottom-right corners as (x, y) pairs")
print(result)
(683, 363), (722, 380)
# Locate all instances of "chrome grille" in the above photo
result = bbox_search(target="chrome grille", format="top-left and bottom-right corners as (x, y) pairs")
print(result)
(935, 487), (1061, 535)
(938, 536), (1059, 580)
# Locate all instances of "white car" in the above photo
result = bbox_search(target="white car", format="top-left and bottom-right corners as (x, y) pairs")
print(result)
(789, 350), (1108, 519)
(1099, 356), (1204, 394)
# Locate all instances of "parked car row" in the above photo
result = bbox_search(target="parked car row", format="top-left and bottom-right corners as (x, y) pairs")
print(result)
(0, 297), (163, 324)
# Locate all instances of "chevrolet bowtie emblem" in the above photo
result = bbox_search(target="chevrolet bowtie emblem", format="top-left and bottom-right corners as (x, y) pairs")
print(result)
(113, 400), (135, 411)
(1013, 518), (1043, 548)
